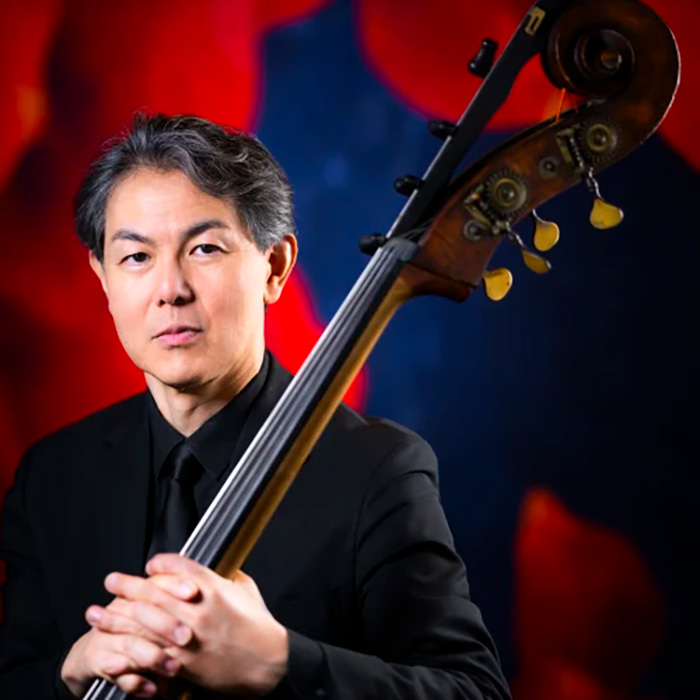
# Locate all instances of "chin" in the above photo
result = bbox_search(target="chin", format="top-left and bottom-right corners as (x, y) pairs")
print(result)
(143, 360), (211, 393)
(165, 371), (213, 392)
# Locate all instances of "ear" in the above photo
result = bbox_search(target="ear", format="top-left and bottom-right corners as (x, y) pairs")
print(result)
(263, 233), (298, 305)
(89, 251), (108, 295)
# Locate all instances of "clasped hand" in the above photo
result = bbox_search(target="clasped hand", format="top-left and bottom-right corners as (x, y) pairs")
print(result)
(61, 554), (289, 698)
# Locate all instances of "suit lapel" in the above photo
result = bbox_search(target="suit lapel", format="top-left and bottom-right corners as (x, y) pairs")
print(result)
(95, 394), (152, 578)
(229, 353), (293, 468)
(60, 395), (152, 639)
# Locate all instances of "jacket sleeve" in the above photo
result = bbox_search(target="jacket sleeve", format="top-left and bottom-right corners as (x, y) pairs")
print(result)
(0, 445), (74, 699)
(277, 433), (512, 700)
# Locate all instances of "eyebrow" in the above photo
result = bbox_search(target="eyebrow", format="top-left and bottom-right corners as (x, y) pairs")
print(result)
(110, 219), (230, 245)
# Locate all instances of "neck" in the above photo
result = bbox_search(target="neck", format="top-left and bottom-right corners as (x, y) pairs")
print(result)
(145, 349), (265, 436)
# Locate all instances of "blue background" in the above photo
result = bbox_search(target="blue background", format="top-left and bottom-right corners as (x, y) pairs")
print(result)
(258, 1), (699, 694)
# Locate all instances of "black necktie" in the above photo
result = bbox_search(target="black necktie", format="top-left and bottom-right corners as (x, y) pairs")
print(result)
(148, 442), (202, 560)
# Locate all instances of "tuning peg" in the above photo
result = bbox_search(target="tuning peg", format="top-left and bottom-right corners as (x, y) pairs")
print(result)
(508, 230), (552, 274)
(394, 175), (423, 196)
(358, 233), (386, 255)
(585, 172), (624, 229)
(429, 120), (458, 140)
(521, 249), (552, 274)
(483, 268), (513, 301)
(590, 197), (624, 229)
(469, 38), (498, 78)
(531, 210), (560, 252)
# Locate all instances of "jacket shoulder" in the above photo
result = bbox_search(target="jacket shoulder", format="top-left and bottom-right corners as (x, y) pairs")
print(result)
(23, 393), (147, 462)
(318, 401), (439, 487)
(331, 401), (434, 451)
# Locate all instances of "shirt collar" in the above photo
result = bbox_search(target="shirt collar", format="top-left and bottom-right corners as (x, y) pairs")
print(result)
(148, 352), (270, 481)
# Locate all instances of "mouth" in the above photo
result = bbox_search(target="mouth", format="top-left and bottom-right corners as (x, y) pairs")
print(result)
(154, 325), (203, 347)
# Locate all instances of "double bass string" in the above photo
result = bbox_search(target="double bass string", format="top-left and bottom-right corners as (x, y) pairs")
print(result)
(182, 240), (412, 567)
(184, 241), (409, 566)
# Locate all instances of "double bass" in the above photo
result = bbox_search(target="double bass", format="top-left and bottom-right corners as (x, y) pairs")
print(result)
(85, 0), (680, 697)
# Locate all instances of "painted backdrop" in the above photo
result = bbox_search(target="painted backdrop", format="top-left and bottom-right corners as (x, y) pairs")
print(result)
(0, 1), (698, 698)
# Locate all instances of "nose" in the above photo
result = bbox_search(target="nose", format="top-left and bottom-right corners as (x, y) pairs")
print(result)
(156, 258), (195, 307)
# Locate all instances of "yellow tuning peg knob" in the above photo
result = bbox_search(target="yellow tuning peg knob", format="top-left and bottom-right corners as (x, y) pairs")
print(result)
(483, 267), (513, 301)
(590, 197), (624, 229)
(532, 211), (560, 252)
(521, 249), (552, 274)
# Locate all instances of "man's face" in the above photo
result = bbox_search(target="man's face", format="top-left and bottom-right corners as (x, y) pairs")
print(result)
(93, 167), (274, 392)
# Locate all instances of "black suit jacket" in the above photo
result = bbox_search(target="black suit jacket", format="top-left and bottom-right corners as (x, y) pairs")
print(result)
(0, 356), (510, 699)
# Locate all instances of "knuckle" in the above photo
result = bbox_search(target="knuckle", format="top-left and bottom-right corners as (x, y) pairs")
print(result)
(132, 640), (163, 668)
(117, 674), (143, 694)
(96, 611), (112, 630)
(148, 646), (167, 668)
(105, 660), (128, 678)
(109, 598), (128, 615)
(154, 587), (173, 608)
(95, 651), (111, 671)
(132, 600), (149, 620)
(101, 653), (128, 677)
(121, 635), (136, 656)
(144, 644), (163, 667)
(134, 600), (168, 633)
(139, 581), (164, 607)
(189, 607), (206, 629)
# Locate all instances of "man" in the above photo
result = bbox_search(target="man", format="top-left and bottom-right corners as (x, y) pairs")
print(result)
(0, 114), (510, 699)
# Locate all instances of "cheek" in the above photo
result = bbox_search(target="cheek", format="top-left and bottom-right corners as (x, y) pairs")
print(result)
(105, 281), (149, 348)
(212, 282), (262, 332)
(202, 268), (266, 339)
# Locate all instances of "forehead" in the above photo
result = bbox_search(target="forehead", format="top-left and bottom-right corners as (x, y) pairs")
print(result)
(105, 168), (242, 232)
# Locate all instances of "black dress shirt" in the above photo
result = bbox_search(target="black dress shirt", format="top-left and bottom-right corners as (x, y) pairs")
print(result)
(147, 352), (269, 542)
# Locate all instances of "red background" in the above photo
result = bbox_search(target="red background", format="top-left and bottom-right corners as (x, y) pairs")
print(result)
(1, 1), (697, 698)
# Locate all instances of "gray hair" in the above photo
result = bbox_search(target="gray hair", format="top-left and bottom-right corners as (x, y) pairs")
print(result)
(74, 113), (294, 261)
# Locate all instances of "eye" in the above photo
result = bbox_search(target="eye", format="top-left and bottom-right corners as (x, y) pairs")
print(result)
(193, 243), (223, 256)
(121, 252), (150, 264)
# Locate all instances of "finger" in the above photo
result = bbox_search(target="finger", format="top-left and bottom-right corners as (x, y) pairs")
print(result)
(98, 654), (155, 697)
(115, 673), (158, 698)
(131, 600), (193, 647)
(103, 597), (191, 647)
(87, 604), (179, 647)
(148, 572), (200, 601)
(146, 553), (215, 585)
(95, 650), (135, 679)
(87, 605), (140, 636)
(116, 634), (181, 678)
(94, 651), (166, 695)
(149, 556), (258, 599)
(105, 572), (187, 621)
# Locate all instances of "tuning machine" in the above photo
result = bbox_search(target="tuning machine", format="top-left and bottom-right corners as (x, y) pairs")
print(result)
(481, 221), (551, 302)
(358, 233), (387, 256)
(585, 170), (624, 229)
(508, 229), (552, 274)
(483, 267), (513, 301)
(469, 39), (498, 78)
(429, 120), (458, 140)
(531, 210), (560, 252)
(394, 175), (423, 196)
